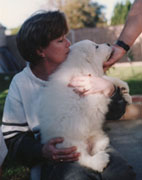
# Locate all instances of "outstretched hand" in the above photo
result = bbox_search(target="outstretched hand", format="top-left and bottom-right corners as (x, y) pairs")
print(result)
(42, 137), (80, 163)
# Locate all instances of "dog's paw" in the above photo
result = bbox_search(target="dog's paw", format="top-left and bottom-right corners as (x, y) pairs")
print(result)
(123, 93), (132, 104)
(91, 151), (110, 172)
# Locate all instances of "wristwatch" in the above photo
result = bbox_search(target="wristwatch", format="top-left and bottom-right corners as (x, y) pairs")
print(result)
(116, 40), (130, 52)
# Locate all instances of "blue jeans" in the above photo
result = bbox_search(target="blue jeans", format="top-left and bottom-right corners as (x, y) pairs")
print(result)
(30, 146), (136, 180)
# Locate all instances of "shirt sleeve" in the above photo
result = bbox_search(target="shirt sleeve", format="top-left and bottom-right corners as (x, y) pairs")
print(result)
(2, 79), (30, 140)
(105, 87), (127, 120)
(0, 128), (8, 165)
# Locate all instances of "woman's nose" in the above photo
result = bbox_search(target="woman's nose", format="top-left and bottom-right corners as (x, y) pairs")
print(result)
(66, 38), (71, 47)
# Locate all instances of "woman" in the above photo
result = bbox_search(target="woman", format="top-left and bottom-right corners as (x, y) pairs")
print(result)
(1, 10), (136, 180)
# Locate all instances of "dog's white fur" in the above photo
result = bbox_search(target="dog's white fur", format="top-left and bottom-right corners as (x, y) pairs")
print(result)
(37, 40), (131, 172)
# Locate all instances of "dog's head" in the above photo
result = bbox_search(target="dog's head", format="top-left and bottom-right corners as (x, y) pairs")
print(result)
(69, 40), (112, 76)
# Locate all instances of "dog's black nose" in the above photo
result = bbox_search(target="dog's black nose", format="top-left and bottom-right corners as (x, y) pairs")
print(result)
(106, 43), (110, 46)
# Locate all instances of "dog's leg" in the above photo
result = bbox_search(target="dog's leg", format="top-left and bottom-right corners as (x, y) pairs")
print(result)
(91, 134), (109, 155)
(103, 75), (132, 104)
(78, 148), (109, 172)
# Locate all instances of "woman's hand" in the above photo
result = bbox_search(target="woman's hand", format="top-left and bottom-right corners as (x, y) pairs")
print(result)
(42, 137), (80, 163)
(68, 75), (115, 97)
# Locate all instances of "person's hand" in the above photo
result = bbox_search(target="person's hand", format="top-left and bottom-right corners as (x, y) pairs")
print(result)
(42, 137), (80, 163)
(68, 75), (115, 97)
(103, 44), (126, 71)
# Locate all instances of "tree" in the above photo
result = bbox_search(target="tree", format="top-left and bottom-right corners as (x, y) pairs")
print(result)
(44, 0), (106, 29)
(61, 0), (106, 29)
(111, 0), (132, 25)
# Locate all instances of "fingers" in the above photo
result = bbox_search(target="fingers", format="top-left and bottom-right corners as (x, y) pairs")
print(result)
(51, 146), (80, 163)
(53, 152), (80, 162)
(49, 137), (64, 146)
(68, 75), (92, 96)
(43, 137), (80, 163)
(73, 88), (89, 96)
(68, 75), (91, 87)
(49, 138), (77, 155)
(103, 58), (116, 67)
(55, 146), (77, 155)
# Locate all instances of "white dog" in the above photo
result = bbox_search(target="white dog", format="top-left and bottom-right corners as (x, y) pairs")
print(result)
(37, 40), (131, 172)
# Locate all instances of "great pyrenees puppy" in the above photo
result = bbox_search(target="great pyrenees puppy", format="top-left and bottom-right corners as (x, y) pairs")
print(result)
(37, 40), (131, 172)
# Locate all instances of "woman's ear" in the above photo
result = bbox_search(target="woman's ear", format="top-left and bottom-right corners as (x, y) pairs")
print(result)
(37, 48), (46, 58)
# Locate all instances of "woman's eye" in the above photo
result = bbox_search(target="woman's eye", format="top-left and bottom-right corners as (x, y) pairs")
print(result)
(58, 39), (63, 42)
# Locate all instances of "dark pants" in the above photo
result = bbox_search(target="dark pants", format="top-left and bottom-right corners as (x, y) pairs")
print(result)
(31, 146), (136, 180)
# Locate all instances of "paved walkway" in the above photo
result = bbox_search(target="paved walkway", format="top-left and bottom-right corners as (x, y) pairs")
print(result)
(106, 119), (142, 180)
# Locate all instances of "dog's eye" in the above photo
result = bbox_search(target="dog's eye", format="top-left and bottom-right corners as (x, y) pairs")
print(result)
(96, 45), (99, 49)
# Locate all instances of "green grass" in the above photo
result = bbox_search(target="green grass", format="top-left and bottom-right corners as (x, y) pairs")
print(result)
(0, 90), (8, 122)
(106, 65), (142, 95)
(0, 74), (15, 92)
(0, 74), (15, 123)
(2, 163), (30, 180)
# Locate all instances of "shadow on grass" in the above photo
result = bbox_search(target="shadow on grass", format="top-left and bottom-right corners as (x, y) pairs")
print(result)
(0, 74), (15, 123)
(2, 163), (30, 180)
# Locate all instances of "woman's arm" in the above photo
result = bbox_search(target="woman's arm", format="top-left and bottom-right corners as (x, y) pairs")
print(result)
(6, 131), (80, 166)
(69, 75), (127, 120)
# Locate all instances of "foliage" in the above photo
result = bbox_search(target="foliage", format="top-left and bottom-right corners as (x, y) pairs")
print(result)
(10, 27), (20, 35)
(62, 0), (106, 29)
(0, 90), (8, 122)
(46, 0), (106, 29)
(107, 65), (142, 81)
(2, 163), (30, 180)
(111, 0), (132, 25)
(0, 74), (15, 122)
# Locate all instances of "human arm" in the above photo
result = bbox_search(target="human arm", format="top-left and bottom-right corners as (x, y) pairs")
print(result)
(69, 75), (127, 120)
(68, 75), (115, 97)
(103, 0), (142, 69)
(5, 132), (80, 166)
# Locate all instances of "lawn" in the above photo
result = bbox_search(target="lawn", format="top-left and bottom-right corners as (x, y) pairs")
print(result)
(0, 64), (142, 179)
(106, 65), (142, 95)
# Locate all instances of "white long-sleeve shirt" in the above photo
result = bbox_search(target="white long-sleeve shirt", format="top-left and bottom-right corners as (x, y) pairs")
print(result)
(2, 65), (48, 139)
(0, 128), (7, 165)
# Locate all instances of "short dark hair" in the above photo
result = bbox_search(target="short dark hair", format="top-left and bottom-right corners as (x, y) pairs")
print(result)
(16, 10), (69, 65)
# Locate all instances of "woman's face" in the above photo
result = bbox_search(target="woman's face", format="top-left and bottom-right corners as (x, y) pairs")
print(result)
(41, 35), (71, 65)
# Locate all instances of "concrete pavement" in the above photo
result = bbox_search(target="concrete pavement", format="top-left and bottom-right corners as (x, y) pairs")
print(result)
(106, 119), (142, 180)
